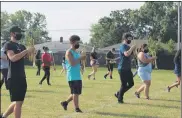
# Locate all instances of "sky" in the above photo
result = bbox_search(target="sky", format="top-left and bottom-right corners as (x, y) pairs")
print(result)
(1, 2), (144, 43)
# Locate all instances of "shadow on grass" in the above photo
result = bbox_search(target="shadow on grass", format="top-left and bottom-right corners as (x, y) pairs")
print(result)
(150, 98), (181, 102)
(27, 90), (58, 93)
(126, 102), (180, 109)
(1, 94), (35, 98)
(94, 112), (159, 118)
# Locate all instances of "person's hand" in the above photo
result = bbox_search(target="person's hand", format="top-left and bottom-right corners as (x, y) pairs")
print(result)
(152, 56), (157, 60)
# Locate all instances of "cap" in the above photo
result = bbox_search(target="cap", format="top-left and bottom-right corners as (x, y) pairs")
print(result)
(10, 26), (25, 33)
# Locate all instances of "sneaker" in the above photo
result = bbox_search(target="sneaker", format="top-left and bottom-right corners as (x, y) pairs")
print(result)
(167, 86), (170, 92)
(110, 76), (113, 79)
(60, 101), (68, 110)
(134, 92), (140, 98)
(118, 100), (124, 104)
(93, 78), (95, 80)
(0, 114), (4, 118)
(75, 108), (83, 113)
(104, 74), (107, 79)
(39, 82), (42, 85)
(145, 97), (150, 100)
(48, 83), (51, 86)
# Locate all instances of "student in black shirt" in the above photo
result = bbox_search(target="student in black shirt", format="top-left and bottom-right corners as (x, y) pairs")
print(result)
(0, 26), (35, 118)
(104, 48), (116, 79)
(35, 50), (41, 76)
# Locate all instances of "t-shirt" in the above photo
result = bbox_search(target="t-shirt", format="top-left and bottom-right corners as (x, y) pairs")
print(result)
(1, 47), (9, 69)
(41, 52), (52, 67)
(118, 44), (131, 70)
(4, 41), (26, 80)
(106, 51), (115, 64)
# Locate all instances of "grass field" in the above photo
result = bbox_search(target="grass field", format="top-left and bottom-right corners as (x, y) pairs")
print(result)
(1, 67), (181, 118)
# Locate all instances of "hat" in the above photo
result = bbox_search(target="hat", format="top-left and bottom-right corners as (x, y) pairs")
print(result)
(10, 26), (25, 33)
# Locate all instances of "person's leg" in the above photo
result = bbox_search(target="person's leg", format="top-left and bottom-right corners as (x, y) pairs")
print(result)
(136, 84), (145, 93)
(117, 70), (127, 103)
(0, 71), (5, 88)
(104, 64), (110, 79)
(39, 67), (47, 84)
(168, 76), (181, 92)
(2, 102), (16, 118)
(144, 80), (151, 99)
(124, 70), (134, 92)
(88, 66), (97, 79)
(109, 64), (114, 79)
(14, 101), (23, 118)
(92, 66), (97, 80)
(46, 67), (51, 85)
(38, 64), (41, 75)
(2, 69), (8, 90)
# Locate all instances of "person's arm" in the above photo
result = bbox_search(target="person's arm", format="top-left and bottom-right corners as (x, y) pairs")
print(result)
(5, 43), (29, 62)
(65, 50), (84, 66)
(137, 52), (156, 63)
(122, 45), (136, 57)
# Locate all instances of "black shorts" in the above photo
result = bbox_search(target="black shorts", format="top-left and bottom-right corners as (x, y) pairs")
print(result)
(8, 78), (27, 102)
(107, 63), (114, 71)
(68, 80), (82, 95)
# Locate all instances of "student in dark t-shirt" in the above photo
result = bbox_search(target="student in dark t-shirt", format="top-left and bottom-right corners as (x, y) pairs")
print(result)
(114, 33), (136, 104)
(104, 48), (116, 79)
(1, 26), (35, 118)
(35, 50), (41, 76)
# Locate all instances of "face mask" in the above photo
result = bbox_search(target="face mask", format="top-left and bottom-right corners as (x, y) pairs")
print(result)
(127, 40), (131, 44)
(144, 49), (149, 53)
(74, 43), (80, 49)
(15, 33), (23, 40)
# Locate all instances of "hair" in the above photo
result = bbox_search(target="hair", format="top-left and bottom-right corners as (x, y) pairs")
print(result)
(112, 48), (115, 52)
(43, 46), (49, 51)
(139, 44), (148, 52)
(90, 52), (97, 59)
(62, 56), (66, 63)
(69, 35), (80, 43)
(122, 33), (133, 40)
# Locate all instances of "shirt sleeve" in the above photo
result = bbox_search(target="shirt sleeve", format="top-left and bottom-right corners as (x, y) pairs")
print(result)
(120, 45), (128, 54)
(4, 42), (14, 55)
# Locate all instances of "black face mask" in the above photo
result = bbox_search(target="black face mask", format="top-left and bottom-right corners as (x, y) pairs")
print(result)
(74, 43), (80, 49)
(127, 40), (131, 44)
(15, 34), (23, 40)
(144, 49), (149, 53)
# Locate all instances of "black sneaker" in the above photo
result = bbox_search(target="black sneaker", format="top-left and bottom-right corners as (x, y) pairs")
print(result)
(48, 83), (51, 86)
(75, 108), (83, 113)
(118, 100), (124, 104)
(104, 74), (107, 79)
(0, 114), (4, 118)
(134, 92), (140, 98)
(60, 101), (68, 110)
(167, 86), (170, 92)
(110, 76), (113, 79)
(88, 75), (91, 80)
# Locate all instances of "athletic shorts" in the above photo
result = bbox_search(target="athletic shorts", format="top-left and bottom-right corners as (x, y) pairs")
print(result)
(107, 63), (114, 71)
(68, 80), (82, 95)
(8, 78), (27, 102)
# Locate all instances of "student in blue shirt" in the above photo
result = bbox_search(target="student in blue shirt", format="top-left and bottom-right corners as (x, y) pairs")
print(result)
(0, 42), (9, 90)
(60, 35), (86, 113)
(114, 33), (136, 103)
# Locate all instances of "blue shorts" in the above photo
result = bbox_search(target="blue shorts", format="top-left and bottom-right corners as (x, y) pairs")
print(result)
(174, 64), (181, 77)
(138, 67), (151, 81)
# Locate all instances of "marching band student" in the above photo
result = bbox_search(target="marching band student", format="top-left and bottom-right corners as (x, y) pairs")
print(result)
(39, 46), (53, 86)
(167, 49), (181, 92)
(134, 44), (156, 100)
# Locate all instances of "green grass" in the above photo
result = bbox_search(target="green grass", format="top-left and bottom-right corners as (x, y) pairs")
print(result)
(1, 67), (181, 118)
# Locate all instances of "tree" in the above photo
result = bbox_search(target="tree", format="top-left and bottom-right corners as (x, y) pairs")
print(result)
(148, 37), (162, 69)
(166, 39), (175, 54)
(1, 10), (51, 45)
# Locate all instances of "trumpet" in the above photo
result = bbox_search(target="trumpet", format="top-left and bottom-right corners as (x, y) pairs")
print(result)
(80, 46), (87, 72)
